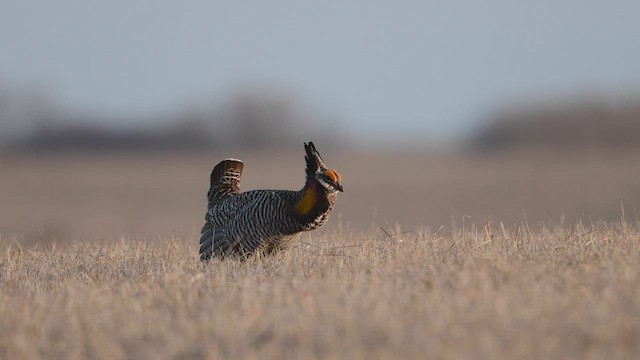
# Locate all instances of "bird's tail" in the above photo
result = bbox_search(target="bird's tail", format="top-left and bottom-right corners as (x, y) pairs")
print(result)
(208, 159), (244, 204)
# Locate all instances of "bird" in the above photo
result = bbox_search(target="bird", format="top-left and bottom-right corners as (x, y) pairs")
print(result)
(199, 142), (343, 260)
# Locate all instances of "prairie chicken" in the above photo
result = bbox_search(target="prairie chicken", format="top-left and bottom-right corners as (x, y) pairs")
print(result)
(199, 142), (343, 260)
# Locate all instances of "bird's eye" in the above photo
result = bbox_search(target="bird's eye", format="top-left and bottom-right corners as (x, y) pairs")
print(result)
(324, 170), (338, 183)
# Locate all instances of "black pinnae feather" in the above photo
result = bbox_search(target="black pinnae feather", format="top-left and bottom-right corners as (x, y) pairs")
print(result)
(305, 141), (326, 178)
(309, 142), (323, 161)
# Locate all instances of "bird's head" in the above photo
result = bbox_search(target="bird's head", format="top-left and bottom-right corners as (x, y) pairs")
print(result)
(315, 168), (344, 193)
(304, 142), (343, 193)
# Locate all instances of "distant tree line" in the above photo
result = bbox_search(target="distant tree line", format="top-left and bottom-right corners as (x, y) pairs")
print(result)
(470, 97), (640, 151)
(0, 86), (341, 152)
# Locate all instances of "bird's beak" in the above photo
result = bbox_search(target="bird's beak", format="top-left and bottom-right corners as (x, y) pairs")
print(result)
(336, 183), (344, 192)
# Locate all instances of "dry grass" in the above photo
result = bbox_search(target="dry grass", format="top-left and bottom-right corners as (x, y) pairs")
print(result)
(1, 220), (639, 359)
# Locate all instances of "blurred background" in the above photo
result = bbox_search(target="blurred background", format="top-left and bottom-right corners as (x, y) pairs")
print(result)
(1, 0), (639, 245)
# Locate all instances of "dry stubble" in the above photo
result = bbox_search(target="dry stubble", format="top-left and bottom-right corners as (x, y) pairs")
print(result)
(1, 220), (639, 359)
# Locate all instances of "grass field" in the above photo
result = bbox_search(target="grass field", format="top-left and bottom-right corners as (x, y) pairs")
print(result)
(1, 220), (639, 359)
(1, 150), (640, 359)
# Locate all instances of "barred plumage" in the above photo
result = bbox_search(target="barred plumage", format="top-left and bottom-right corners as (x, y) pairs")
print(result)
(199, 142), (343, 260)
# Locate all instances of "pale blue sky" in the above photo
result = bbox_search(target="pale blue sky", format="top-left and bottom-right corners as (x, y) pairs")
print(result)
(1, 0), (639, 143)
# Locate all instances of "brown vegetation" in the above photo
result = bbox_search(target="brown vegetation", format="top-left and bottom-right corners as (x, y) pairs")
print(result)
(1, 220), (639, 359)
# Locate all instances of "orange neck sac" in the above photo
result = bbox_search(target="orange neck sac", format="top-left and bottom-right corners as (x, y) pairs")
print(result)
(295, 180), (320, 216)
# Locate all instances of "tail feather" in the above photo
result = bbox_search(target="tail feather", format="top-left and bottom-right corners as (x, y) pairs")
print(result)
(208, 159), (243, 204)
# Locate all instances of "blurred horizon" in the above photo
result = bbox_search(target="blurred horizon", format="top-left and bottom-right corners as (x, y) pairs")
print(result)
(2, 0), (640, 148)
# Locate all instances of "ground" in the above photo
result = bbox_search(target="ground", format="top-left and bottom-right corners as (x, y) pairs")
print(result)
(1, 149), (639, 243)
(1, 221), (639, 359)
(0, 150), (639, 359)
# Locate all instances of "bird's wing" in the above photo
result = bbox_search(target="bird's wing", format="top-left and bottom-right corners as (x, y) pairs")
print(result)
(228, 193), (276, 254)
(199, 226), (230, 261)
